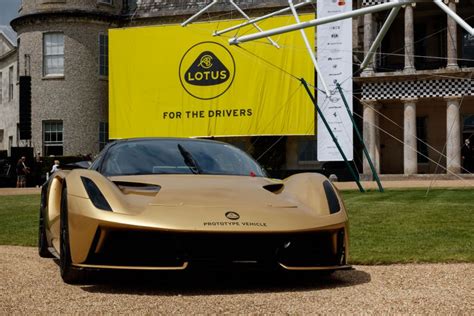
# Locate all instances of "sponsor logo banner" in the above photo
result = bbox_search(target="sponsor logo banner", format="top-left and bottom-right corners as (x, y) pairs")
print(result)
(109, 15), (314, 138)
(317, 0), (353, 161)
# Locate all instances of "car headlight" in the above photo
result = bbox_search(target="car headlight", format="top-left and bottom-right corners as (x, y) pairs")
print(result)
(81, 177), (112, 211)
(323, 180), (341, 214)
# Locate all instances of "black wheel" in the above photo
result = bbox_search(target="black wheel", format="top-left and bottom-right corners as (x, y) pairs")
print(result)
(38, 206), (53, 258)
(60, 186), (85, 284)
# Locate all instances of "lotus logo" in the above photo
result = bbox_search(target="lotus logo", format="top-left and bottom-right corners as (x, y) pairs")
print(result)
(185, 51), (230, 86)
(198, 54), (213, 69)
(179, 41), (236, 100)
(225, 211), (240, 220)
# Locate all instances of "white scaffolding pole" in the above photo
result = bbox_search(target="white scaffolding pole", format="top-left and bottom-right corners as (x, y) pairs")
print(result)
(288, 0), (329, 96)
(228, 0), (280, 48)
(229, 0), (416, 45)
(433, 0), (474, 36)
(213, 0), (312, 37)
(360, 6), (401, 71)
(181, 0), (280, 48)
(181, 0), (219, 27)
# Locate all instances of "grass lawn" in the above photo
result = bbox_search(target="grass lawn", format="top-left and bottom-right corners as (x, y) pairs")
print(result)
(0, 195), (39, 247)
(342, 189), (474, 264)
(0, 189), (472, 264)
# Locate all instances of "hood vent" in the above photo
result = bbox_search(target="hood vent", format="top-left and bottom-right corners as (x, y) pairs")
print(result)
(113, 181), (161, 195)
(263, 183), (284, 193)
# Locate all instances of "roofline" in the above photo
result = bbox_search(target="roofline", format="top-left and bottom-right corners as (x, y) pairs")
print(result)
(0, 30), (16, 47)
(11, 10), (122, 31)
(0, 46), (17, 61)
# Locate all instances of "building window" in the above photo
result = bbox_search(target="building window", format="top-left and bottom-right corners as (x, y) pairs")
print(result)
(414, 7), (446, 70)
(8, 66), (14, 101)
(8, 136), (12, 154)
(126, 0), (137, 11)
(99, 33), (108, 77)
(416, 117), (429, 163)
(43, 32), (64, 76)
(43, 121), (63, 156)
(0, 72), (2, 104)
(99, 122), (109, 150)
(298, 138), (318, 162)
(461, 31), (474, 68)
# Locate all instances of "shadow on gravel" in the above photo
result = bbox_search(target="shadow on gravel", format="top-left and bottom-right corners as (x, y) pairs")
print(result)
(79, 269), (371, 295)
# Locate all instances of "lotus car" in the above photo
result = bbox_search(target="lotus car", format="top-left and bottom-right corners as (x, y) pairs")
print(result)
(39, 138), (350, 283)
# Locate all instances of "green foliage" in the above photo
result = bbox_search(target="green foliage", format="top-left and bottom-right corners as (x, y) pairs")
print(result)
(0, 189), (472, 264)
(342, 189), (474, 264)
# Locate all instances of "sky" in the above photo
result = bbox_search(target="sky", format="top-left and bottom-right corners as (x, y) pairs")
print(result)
(0, 0), (21, 26)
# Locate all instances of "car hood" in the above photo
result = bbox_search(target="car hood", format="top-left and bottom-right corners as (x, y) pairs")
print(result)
(103, 174), (346, 232)
(111, 174), (292, 207)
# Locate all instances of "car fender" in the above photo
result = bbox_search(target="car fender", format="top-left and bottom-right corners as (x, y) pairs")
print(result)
(281, 173), (347, 219)
(43, 170), (70, 252)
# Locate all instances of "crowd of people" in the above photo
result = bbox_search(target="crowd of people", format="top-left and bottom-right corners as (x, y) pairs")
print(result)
(6, 141), (474, 188)
(14, 153), (57, 188)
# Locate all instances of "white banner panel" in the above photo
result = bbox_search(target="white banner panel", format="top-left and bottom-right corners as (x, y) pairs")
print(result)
(317, 0), (353, 161)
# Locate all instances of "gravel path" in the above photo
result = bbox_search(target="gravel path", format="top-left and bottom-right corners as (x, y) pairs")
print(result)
(0, 246), (472, 314)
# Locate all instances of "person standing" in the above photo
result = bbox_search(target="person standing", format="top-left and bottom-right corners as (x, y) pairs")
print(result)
(50, 160), (60, 175)
(461, 138), (473, 173)
(34, 152), (44, 187)
(16, 156), (29, 188)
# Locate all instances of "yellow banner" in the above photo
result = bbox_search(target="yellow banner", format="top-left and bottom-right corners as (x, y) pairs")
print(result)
(109, 15), (315, 138)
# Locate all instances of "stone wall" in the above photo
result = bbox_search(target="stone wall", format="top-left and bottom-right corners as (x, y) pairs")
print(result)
(0, 53), (18, 155)
(18, 0), (123, 16)
(134, 0), (289, 18)
(17, 19), (110, 155)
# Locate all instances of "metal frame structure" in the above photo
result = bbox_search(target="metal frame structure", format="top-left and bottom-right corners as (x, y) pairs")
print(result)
(226, 0), (474, 72)
(301, 79), (365, 193)
(181, 0), (280, 48)
(183, 0), (473, 88)
(213, 0), (312, 37)
(180, 0), (474, 188)
(288, 0), (329, 96)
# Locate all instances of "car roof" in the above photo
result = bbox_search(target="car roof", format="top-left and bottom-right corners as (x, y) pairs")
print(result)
(110, 138), (228, 146)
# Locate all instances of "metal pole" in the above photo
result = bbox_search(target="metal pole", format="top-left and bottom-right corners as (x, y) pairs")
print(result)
(228, 0), (280, 48)
(434, 0), (474, 36)
(360, 6), (401, 71)
(301, 79), (365, 193)
(288, 0), (330, 97)
(213, 0), (312, 36)
(181, 0), (219, 26)
(336, 83), (384, 192)
(230, 0), (415, 45)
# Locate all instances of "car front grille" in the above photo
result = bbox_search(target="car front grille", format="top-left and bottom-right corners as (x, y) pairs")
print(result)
(85, 229), (346, 269)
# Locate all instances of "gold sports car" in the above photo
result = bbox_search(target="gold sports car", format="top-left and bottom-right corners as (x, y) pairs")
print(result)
(39, 138), (350, 283)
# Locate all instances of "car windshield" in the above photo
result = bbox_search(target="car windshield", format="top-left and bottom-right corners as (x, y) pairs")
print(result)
(100, 139), (266, 177)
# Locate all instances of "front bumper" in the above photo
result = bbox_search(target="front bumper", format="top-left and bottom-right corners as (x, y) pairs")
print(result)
(67, 195), (349, 271)
(73, 226), (349, 271)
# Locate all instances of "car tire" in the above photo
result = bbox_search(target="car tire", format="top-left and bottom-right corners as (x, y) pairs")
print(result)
(38, 206), (53, 258)
(60, 186), (85, 284)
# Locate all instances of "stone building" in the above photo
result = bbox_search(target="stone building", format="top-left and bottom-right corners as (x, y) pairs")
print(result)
(11, 0), (123, 156)
(7, 0), (474, 175)
(358, 0), (474, 176)
(0, 26), (18, 156)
